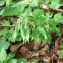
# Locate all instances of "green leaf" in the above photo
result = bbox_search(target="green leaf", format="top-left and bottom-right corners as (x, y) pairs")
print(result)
(3, 20), (10, 25)
(1, 1), (25, 16)
(60, 43), (63, 48)
(0, 7), (17, 16)
(0, 0), (4, 2)
(33, 9), (43, 18)
(35, 15), (49, 27)
(21, 0), (30, 5)
(43, 25), (51, 44)
(17, 58), (27, 63)
(53, 13), (63, 24)
(40, 34), (46, 43)
(13, 26), (18, 40)
(0, 1), (5, 6)
(0, 28), (8, 36)
(8, 28), (15, 42)
(15, 33), (22, 41)
(21, 25), (26, 41)
(7, 59), (17, 63)
(9, 26), (21, 42)
(0, 39), (10, 51)
(38, 27), (47, 43)
(46, 11), (53, 18)
(44, 0), (51, 3)
(51, 0), (60, 3)
(29, 0), (38, 7)
(23, 7), (32, 17)
(25, 24), (30, 41)
(60, 50), (63, 54)
(50, 22), (60, 36)
(50, 0), (61, 8)
(0, 47), (7, 61)
(5, 0), (13, 6)
(54, 13), (62, 20)
(20, 24), (30, 42)
(29, 17), (35, 23)
(7, 53), (15, 60)
(39, 27), (47, 39)
(32, 28), (39, 41)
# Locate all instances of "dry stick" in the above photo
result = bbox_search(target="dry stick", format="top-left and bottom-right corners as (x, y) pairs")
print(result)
(41, 4), (63, 13)
(52, 58), (53, 63)
(50, 8), (63, 13)
(0, 25), (15, 27)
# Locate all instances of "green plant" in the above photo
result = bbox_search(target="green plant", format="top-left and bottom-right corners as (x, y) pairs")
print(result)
(0, 0), (63, 63)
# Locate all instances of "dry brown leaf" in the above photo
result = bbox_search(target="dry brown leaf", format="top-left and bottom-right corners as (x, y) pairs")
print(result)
(15, 50), (23, 58)
(55, 37), (62, 52)
(42, 45), (49, 51)
(56, 49), (63, 59)
(20, 46), (29, 56)
(39, 45), (49, 56)
(33, 41), (41, 50)
(10, 43), (21, 52)
(20, 42), (34, 56)
(39, 49), (46, 55)
(42, 56), (50, 63)
(28, 56), (40, 62)
(25, 51), (39, 58)
(40, 42), (45, 48)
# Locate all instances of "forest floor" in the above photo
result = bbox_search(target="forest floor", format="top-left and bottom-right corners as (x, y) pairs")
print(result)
(10, 30), (63, 63)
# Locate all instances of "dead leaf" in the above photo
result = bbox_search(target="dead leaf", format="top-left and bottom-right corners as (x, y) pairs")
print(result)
(20, 42), (34, 56)
(10, 43), (21, 52)
(33, 41), (41, 50)
(25, 51), (39, 58)
(16, 50), (23, 58)
(42, 56), (50, 63)
(55, 37), (62, 52)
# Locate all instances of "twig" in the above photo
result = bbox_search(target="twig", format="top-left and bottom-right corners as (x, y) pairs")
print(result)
(0, 25), (15, 27)
(41, 4), (63, 13)
(50, 8), (63, 13)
